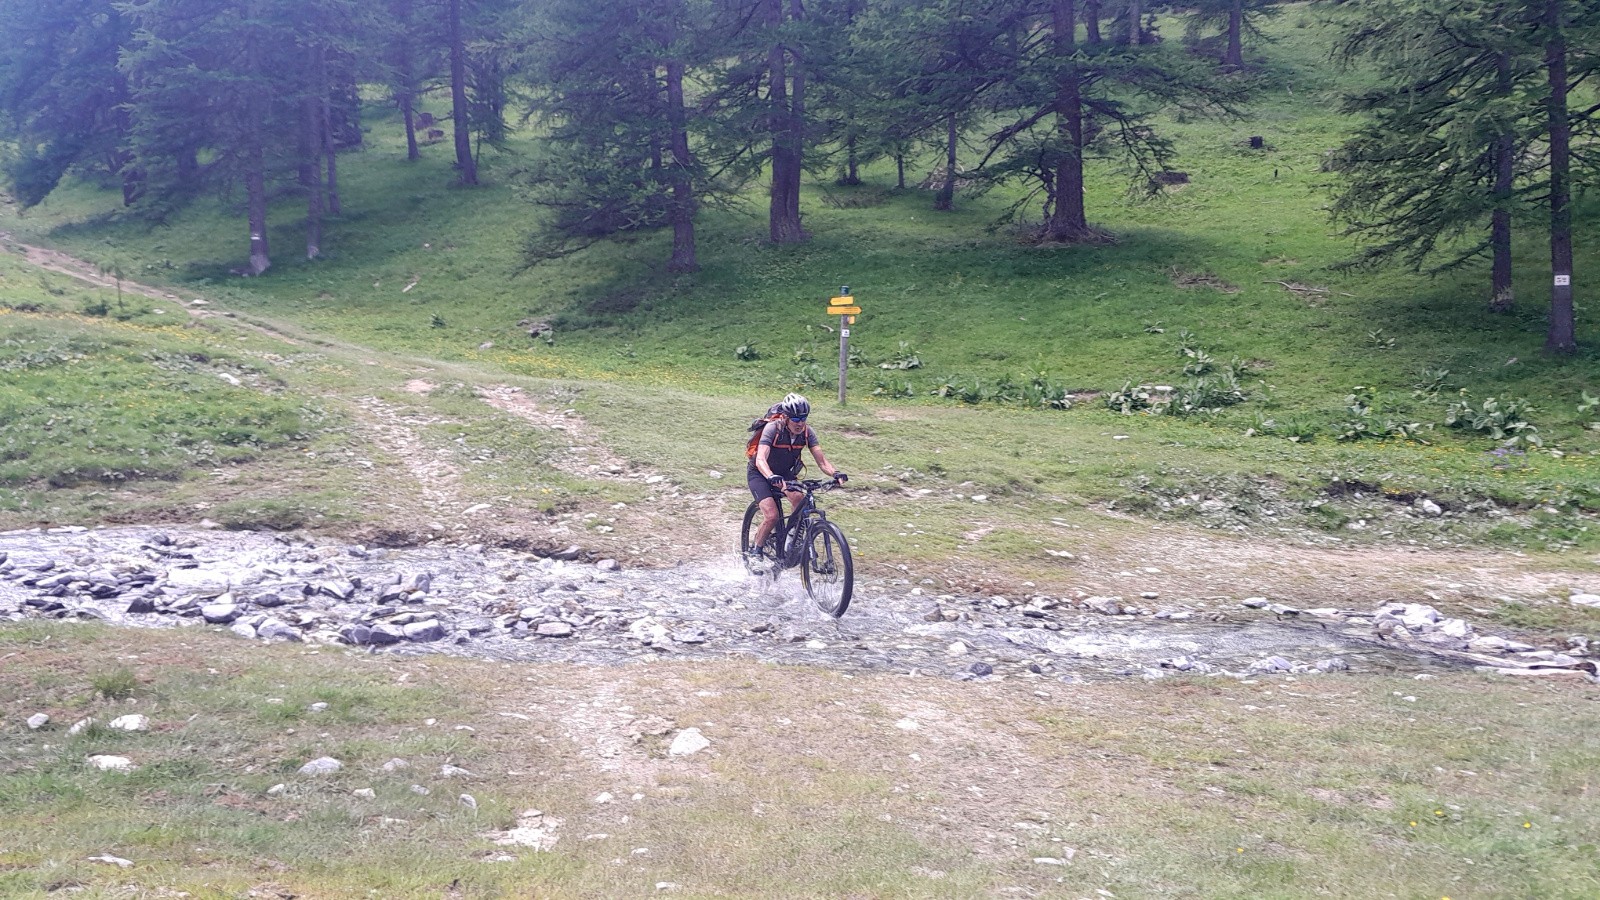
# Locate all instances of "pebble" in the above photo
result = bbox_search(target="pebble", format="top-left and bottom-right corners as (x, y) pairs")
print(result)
(668, 728), (711, 757)
(88, 755), (137, 772)
(298, 757), (343, 776)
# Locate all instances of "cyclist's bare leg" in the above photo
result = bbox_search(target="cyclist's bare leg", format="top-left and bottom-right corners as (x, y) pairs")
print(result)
(752, 489), (805, 549)
(753, 497), (782, 547)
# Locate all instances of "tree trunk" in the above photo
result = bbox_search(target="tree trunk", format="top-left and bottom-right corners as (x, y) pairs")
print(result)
(1224, 0), (1244, 68)
(449, 0), (478, 186)
(1544, 0), (1574, 353)
(1489, 51), (1514, 314)
(935, 113), (957, 211)
(767, 0), (805, 243)
(318, 45), (340, 217)
(395, 0), (421, 162)
(665, 59), (698, 274)
(245, 0), (269, 276)
(121, 166), (145, 206)
(1047, 0), (1089, 240)
(400, 88), (420, 160)
(1118, 0), (1142, 45)
(841, 135), (860, 185)
(1085, 0), (1101, 44)
(325, 108), (340, 216)
(896, 153), (905, 189)
(246, 139), (270, 274)
(304, 89), (324, 260)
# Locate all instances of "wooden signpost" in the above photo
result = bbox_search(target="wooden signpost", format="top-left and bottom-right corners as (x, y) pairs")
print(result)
(828, 286), (858, 404)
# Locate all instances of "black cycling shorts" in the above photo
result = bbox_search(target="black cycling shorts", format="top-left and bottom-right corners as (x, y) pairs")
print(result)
(748, 469), (788, 504)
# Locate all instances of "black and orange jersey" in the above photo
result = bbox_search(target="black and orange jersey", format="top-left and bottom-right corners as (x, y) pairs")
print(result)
(749, 419), (818, 478)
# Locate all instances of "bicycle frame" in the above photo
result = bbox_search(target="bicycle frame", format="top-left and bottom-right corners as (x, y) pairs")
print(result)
(774, 480), (836, 569)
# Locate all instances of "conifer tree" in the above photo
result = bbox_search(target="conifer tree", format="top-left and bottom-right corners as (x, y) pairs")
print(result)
(1330, 0), (1539, 313)
(526, 0), (708, 272)
(979, 0), (1246, 242)
(0, 0), (137, 206)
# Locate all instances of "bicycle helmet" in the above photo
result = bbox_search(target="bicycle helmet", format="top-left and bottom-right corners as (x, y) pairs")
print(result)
(778, 392), (811, 419)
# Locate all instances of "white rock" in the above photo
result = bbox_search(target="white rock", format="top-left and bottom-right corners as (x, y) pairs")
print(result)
(109, 714), (150, 732)
(165, 568), (232, 593)
(381, 758), (409, 772)
(26, 713), (49, 730)
(87, 854), (134, 868)
(593, 792), (614, 804)
(1417, 499), (1443, 516)
(88, 755), (137, 772)
(353, 788), (376, 799)
(68, 717), (96, 735)
(1570, 593), (1600, 609)
(894, 718), (920, 731)
(946, 640), (969, 656)
(668, 728), (711, 757)
(439, 764), (475, 777)
(298, 756), (343, 775)
(267, 783), (287, 796)
(460, 793), (478, 810)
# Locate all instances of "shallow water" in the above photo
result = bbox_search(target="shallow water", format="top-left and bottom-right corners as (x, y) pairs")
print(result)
(0, 526), (1471, 682)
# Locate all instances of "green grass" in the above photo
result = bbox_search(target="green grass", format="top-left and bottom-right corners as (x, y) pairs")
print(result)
(0, 4), (1596, 554)
(3, 622), (1597, 898)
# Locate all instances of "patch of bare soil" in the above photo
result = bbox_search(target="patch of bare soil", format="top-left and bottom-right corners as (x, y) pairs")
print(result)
(475, 384), (735, 562)
(2, 231), (177, 303)
(941, 517), (1591, 611)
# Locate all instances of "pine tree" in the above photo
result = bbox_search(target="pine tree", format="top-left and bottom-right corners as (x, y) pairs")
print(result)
(1329, 0), (1540, 314)
(526, 0), (709, 272)
(979, 0), (1247, 242)
(1183, 0), (1279, 70)
(0, 0), (137, 206)
(849, 0), (1026, 211)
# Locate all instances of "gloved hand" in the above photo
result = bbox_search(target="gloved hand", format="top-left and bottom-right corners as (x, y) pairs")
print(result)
(769, 475), (786, 490)
(783, 480), (802, 494)
(832, 472), (849, 484)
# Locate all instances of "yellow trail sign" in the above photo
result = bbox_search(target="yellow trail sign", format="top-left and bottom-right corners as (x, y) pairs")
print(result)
(827, 305), (862, 315)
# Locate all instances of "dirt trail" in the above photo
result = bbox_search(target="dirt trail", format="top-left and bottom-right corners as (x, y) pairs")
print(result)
(1, 230), (179, 302)
(2, 233), (1593, 607)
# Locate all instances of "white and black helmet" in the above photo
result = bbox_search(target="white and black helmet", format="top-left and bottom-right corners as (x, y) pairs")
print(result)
(778, 393), (811, 419)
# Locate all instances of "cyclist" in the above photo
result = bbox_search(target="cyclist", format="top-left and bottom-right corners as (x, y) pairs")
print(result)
(746, 393), (847, 570)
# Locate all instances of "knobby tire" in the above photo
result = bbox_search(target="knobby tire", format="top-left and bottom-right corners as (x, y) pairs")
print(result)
(801, 521), (853, 618)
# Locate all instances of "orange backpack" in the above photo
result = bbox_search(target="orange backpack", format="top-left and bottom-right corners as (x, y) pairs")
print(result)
(744, 405), (785, 459)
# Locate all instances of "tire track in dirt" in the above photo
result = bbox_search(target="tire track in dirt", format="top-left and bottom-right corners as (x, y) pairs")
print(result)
(476, 384), (738, 562)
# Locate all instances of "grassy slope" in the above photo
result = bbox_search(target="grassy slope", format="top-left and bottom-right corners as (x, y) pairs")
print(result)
(0, 3), (1598, 559)
(2, 622), (1598, 899)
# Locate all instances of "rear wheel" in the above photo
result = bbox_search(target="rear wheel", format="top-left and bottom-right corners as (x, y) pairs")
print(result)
(801, 522), (853, 617)
(739, 501), (779, 579)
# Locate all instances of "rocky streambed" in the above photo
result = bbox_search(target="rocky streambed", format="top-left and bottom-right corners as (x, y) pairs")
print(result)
(2, 526), (1594, 683)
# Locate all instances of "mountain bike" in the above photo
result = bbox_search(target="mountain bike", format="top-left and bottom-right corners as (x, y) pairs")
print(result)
(739, 478), (854, 617)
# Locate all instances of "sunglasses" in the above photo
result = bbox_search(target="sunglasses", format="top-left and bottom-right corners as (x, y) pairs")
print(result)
(787, 416), (807, 424)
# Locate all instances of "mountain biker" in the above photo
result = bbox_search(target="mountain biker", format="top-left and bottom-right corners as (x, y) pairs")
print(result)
(746, 393), (847, 570)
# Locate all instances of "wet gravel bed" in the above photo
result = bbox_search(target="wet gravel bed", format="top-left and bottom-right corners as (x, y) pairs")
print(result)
(0, 526), (1564, 683)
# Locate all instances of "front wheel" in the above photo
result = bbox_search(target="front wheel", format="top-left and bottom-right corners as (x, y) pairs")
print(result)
(739, 501), (779, 579)
(800, 522), (853, 617)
